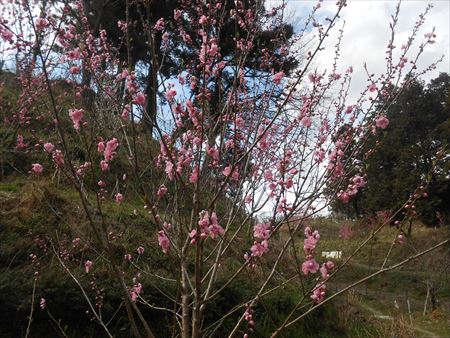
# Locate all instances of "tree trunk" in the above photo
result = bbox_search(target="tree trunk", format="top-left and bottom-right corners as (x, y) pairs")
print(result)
(181, 260), (190, 338)
(143, 65), (157, 136)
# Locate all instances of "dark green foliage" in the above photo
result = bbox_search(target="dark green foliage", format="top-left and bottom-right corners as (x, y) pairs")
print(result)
(332, 73), (450, 226)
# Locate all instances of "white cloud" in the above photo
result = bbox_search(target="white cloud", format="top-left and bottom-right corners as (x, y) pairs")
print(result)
(286, 0), (449, 101)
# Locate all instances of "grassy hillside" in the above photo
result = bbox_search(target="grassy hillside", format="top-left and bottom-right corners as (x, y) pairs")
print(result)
(1, 175), (448, 337)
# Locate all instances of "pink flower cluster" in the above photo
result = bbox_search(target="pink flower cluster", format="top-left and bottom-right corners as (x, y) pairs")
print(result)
(16, 134), (27, 149)
(327, 139), (345, 178)
(158, 231), (170, 253)
(130, 282), (143, 302)
(40, 142), (65, 169)
(156, 135), (195, 182)
(115, 193), (124, 204)
(311, 283), (327, 303)
(97, 138), (119, 171)
(273, 71), (284, 85)
(52, 149), (65, 167)
(301, 226), (335, 303)
(375, 115), (389, 129)
(157, 184), (168, 198)
(133, 92), (146, 105)
(85, 260), (93, 273)
(104, 138), (119, 161)
(337, 174), (366, 204)
(31, 163), (44, 174)
(191, 211), (224, 242)
(301, 226), (320, 275)
(243, 305), (255, 335)
(244, 222), (272, 262)
(68, 108), (84, 131)
(75, 161), (91, 178)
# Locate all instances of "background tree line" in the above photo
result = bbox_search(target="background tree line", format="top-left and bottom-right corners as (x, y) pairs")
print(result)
(330, 73), (450, 227)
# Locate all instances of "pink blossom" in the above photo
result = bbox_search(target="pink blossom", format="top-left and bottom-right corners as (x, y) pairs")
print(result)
(165, 161), (175, 180)
(189, 165), (199, 183)
(130, 291), (138, 302)
(85, 260), (93, 273)
(250, 240), (269, 257)
(115, 193), (124, 204)
(133, 92), (146, 105)
(301, 116), (312, 128)
(97, 141), (105, 152)
(303, 236), (317, 253)
(232, 169), (239, 180)
(311, 283), (326, 303)
(52, 150), (64, 167)
(137, 246), (145, 255)
(66, 49), (80, 60)
(104, 138), (119, 161)
(397, 234), (405, 245)
(308, 73), (322, 83)
(369, 82), (377, 92)
(301, 258), (319, 275)
(320, 264), (329, 279)
(208, 212), (224, 239)
(154, 18), (165, 31)
(332, 73), (341, 80)
(208, 43), (219, 57)
(68, 108), (84, 131)
(31, 163), (44, 174)
(337, 191), (349, 203)
(174, 9), (182, 20)
(43, 142), (54, 153)
(223, 166), (232, 177)
(320, 261), (334, 279)
(121, 105), (131, 120)
(264, 170), (273, 181)
(209, 223), (225, 239)
(100, 160), (109, 171)
(273, 71), (285, 85)
(157, 184), (168, 198)
(235, 116), (245, 129)
(199, 15), (207, 25)
(253, 223), (271, 240)
(285, 178), (293, 189)
(165, 89), (177, 102)
(16, 135), (27, 149)
(189, 229), (197, 244)
(1, 29), (13, 42)
(130, 282), (142, 302)
(352, 175), (366, 187)
(40, 298), (46, 310)
(375, 115), (389, 129)
(35, 18), (49, 30)
(158, 231), (170, 253)
(207, 146), (219, 161)
(69, 66), (80, 74)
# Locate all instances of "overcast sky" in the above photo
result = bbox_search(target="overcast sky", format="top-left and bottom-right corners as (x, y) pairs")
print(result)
(271, 0), (449, 100)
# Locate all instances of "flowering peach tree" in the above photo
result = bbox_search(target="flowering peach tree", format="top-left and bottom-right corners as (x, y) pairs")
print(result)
(0, 0), (447, 337)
